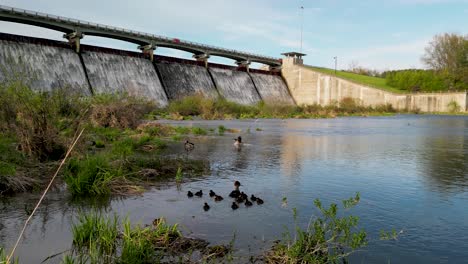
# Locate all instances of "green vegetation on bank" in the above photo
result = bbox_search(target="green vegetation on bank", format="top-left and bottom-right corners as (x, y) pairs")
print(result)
(306, 66), (405, 94)
(157, 95), (398, 120)
(265, 193), (367, 263)
(64, 212), (231, 263)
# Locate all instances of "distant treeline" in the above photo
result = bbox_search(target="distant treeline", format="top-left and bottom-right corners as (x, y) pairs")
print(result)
(383, 69), (451, 92)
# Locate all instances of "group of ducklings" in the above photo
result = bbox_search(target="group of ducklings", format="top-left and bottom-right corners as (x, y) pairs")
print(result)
(187, 180), (264, 211)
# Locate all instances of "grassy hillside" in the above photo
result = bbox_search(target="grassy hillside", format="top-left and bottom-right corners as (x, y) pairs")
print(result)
(306, 66), (405, 94)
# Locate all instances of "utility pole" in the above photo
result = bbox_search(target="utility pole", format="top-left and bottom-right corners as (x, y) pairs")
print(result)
(333, 56), (337, 75)
(300, 5), (304, 53)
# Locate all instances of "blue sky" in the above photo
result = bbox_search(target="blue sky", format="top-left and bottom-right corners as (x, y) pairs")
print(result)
(0, 0), (467, 70)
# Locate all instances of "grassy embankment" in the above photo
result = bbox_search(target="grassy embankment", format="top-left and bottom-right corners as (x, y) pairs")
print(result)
(307, 66), (406, 94)
(155, 95), (399, 121)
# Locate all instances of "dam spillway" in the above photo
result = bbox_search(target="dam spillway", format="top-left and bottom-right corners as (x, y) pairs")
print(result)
(80, 47), (169, 106)
(250, 73), (295, 105)
(0, 33), (292, 107)
(155, 61), (218, 100)
(208, 67), (261, 105)
(0, 34), (90, 94)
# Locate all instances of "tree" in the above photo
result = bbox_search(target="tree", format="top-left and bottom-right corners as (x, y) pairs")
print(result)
(422, 33), (468, 89)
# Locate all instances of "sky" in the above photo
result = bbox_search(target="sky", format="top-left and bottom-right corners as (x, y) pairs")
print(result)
(0, 0), (467, 70)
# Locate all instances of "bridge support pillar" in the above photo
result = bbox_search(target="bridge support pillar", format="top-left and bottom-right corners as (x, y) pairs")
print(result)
(236, 60), (250, 72)
(63, 31), (83, 53)
(193, 53), (210, 68)
(138, 44), (157, 62)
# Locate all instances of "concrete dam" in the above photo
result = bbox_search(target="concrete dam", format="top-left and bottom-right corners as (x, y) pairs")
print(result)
(0, 33), (293, 107)
(0, 5), (466, 112)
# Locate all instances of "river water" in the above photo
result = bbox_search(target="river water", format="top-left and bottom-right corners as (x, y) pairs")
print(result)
(1, 115), (468, 263)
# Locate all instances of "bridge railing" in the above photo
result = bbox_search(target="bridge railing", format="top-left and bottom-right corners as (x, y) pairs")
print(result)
(0, 4), (280, 63)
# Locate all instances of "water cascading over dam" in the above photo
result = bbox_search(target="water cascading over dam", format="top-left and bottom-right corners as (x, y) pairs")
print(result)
(80, 47), (169, 106)
(155, 61), (218, 100)
(0, 35), (90, 94)
(208, 67), (261, 105)
(250, 73), (295, 105)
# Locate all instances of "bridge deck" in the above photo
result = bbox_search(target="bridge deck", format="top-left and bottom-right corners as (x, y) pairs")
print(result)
(0, 5), (281, 66)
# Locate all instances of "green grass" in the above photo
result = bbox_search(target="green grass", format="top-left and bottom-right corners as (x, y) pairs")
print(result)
(307, 66), (406, 94)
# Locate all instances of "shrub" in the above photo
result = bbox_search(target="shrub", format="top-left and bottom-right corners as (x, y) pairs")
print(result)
(265, 193), (367, 263)
(88, 93), (156, 129)
(447, 101), (461, 113)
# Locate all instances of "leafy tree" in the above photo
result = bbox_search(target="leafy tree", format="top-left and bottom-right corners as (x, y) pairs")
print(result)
(422, 33), (468, 89)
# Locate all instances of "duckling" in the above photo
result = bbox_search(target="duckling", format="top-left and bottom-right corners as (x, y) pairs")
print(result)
(195, 190), (203, 197)
(231, 202), (239, 210)
(240, 192), (248, 200)
(234, 136), (242, 147)
(209, 190), (216, 197)
(236, 195), (245, 203)
(214, 195), (224, 202)
(203, 203), (210, 211)
(256, 198), (264, 205)
(250, 194), (257, 201)
(152, 217), (165, 227)
(245, 199), (253, 207)
(184, 140), (195, 153)
(187, 191), (194, 197)
(229, 190), (240, 198)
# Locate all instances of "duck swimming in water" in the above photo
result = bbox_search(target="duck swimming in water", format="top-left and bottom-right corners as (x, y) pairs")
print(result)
(195, 190), (203, 197)
(236, 195), (245, 203)
(203, 203), (210, 211)
(214, 195), (224, 202)
(209, 190), (216, 197)
(240, 192), (248, 200)
(256, 198), (264, 205)
(245, 199), (253, 207)
(231, 202), (239, 210)
(250, 194), (257, 201)
(187, 191), (194, 197)
(184, 140), (195, 154)
(233, 136), (242, 147)
(229, 181), (241, 198)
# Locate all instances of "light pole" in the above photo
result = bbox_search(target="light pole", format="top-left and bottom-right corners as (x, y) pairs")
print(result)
(333, 56), (337, 75)
(300, 5), (304, 53)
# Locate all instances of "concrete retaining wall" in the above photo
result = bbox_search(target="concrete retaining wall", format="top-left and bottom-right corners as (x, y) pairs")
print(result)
(282, 58), (467, 112)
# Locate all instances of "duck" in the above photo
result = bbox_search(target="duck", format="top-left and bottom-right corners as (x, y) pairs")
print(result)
(184, 140), (195, 153)
(209, 190), (216, 197)
(187, 191), (194, 197)
(152, 217), (165, 227)
(236, 195), (245, 203)
(240, 192), (248, 200)
(250, 194), (257, 201)
(229, 181), (242, 198)
(245, 199), (253, 207)
(233, 136), (242, 147)
(195, 190), (203, 197)
(203, 203), (210, 211)
(231, 202), (239, 210)
(256, 198), (264, 205)
(214, 195), (224, 202)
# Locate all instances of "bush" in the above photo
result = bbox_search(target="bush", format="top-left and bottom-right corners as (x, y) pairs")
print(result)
(265, 193), (367, 263)
(447, 101), (461, 113)
(88, 94), (156, 129)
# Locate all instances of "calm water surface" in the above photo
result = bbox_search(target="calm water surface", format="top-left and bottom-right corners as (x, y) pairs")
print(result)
(1, 115), (468, 263)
